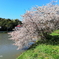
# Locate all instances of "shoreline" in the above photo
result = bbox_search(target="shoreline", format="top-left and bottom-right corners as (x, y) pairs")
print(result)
(0, 31), (13, 33)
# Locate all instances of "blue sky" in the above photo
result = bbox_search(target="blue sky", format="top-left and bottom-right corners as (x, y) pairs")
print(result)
(0, 0), (59, 20)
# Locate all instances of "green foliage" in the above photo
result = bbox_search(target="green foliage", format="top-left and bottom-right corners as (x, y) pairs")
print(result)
(0, 18), (22, 31)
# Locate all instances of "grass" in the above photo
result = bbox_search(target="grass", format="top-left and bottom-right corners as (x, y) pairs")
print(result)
(17, 30), (59, 59)
(50, 30), (59, 36)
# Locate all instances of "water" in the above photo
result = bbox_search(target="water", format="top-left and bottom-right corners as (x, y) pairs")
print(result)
(0, 33), (24, 59)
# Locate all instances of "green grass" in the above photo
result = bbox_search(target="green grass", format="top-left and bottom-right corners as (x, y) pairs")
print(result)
(17, 30), (59, 59)
(50, 30), (59, 36)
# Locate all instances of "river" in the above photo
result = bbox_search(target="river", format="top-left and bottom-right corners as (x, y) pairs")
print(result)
(0, 33), (24, 59)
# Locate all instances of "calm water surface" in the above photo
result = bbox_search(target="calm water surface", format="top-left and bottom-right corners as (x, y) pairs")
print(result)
(0, 33), (24, 59)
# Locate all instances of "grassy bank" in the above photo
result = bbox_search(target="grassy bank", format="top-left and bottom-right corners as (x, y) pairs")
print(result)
(17, 30), (59, 59)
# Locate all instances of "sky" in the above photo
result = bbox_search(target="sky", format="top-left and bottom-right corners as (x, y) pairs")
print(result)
(0, 0), (59, 21)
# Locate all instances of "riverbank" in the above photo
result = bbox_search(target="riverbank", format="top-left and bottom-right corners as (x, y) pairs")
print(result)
(0, 31), (13, 33)
(0, 31), (8, 33)
(17, 44), (59, 59)
(17, 30), (59, 59)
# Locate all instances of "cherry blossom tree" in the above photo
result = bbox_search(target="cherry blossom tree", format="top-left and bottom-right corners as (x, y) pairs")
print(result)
(9, 2), (59, 50)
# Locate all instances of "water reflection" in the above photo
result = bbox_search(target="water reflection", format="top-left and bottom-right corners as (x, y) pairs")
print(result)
(0, 33), (24, 59)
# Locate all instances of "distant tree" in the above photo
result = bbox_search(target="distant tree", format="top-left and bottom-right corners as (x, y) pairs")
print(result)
(14, 19), (22, 25)
(0, 18), (22, 31)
